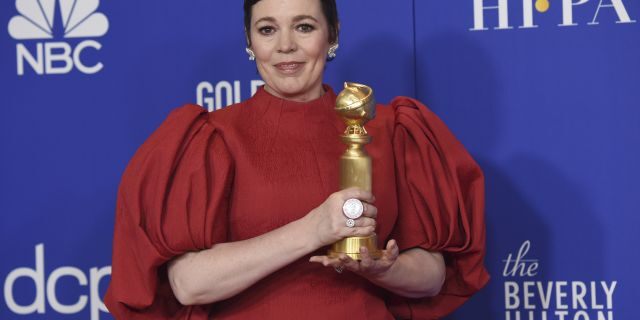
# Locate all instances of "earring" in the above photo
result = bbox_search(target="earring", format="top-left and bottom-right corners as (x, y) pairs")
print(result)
(327, 43), (339, 60)
(246, 48), (256, 61)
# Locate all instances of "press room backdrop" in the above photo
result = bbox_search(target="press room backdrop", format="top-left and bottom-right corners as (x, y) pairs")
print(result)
(1, 1), (638, 319)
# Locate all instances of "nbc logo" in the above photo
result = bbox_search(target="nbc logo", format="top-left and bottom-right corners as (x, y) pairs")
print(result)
(7, 0), (109, 75)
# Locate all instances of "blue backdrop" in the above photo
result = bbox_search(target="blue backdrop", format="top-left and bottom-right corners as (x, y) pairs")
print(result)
(1, 1), (638, 319)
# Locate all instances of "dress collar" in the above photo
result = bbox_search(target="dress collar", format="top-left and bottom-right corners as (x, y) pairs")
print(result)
(252, 84), (338, 111)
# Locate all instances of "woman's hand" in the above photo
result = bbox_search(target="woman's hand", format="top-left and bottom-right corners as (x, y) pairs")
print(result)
(309, 239), (400, 279)
(305, 188), (378, 249)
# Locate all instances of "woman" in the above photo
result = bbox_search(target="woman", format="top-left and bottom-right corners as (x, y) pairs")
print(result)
(105, 0), (489, 319)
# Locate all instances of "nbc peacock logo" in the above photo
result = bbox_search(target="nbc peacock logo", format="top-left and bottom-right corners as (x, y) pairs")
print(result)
(7, 0), (109, 75)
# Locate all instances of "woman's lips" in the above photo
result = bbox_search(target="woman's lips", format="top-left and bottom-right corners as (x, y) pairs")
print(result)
(274, 62), (305, 74)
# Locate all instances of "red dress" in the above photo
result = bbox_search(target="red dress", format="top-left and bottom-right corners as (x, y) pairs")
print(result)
(104, 85), (489, 319)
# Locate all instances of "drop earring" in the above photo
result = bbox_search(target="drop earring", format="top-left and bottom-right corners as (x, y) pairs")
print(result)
(327, 44), (339, 60)
(246, 48), (256, 61)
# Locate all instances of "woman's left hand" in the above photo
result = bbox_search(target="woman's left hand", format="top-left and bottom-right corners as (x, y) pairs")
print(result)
(309, 239), (400, 278)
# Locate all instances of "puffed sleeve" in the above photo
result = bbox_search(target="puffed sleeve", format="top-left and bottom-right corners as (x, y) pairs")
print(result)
(386, 97), (490, 319)
(104, 105), (234, 319)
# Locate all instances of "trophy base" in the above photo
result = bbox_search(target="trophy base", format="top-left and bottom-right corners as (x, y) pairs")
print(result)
(328, 234), (382, 260)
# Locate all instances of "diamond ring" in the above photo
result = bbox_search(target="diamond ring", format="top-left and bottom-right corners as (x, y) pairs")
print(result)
(343, 198), (364, 220)
(346, 218), (356, 228)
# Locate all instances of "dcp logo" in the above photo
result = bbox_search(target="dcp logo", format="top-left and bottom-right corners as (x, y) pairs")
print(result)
(7, 0), (109, 75)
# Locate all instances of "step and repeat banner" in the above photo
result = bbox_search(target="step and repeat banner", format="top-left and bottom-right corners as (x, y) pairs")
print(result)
(1, 1), (638, 319)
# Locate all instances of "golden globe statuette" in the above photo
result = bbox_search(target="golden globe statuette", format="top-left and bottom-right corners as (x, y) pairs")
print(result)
(328, 82), (382, 260)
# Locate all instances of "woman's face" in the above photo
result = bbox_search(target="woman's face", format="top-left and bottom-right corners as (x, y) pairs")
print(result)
(249, 0), (331, 102)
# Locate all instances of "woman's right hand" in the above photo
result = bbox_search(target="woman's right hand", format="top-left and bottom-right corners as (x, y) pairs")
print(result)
(305, 188), (378, 248)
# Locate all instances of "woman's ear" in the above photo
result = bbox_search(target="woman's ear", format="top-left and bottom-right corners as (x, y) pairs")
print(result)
(244, 28), (251, 47)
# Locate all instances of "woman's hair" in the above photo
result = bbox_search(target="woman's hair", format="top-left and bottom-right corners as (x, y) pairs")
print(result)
(243, 0), (339, 46)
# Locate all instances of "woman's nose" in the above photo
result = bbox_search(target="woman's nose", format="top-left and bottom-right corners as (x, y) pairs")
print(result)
(277, 31), (297, 54)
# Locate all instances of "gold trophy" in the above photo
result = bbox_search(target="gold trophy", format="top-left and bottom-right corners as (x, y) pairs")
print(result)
(328, 82), (382, 260)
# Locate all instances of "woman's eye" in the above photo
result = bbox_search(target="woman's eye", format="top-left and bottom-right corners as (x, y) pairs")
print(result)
(296, 24), (315, 33)
(258, 26), (275, 35)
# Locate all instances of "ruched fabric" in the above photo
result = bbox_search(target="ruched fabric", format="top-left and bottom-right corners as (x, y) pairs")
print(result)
(105, 105), (233, 319)
(105, 86), (488, 319)
(387, 97), (489, 319)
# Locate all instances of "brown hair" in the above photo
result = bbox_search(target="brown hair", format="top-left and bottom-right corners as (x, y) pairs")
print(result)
(243, 0), (339, 46)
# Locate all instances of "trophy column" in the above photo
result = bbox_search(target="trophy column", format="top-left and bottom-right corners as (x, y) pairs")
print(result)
(328, 82), (382, 260)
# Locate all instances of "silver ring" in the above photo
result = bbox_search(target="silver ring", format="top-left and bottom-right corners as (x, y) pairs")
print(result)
(334, 266), (344, 273)
(346, 218), (355, 228)
(343, 198), (364, 220)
